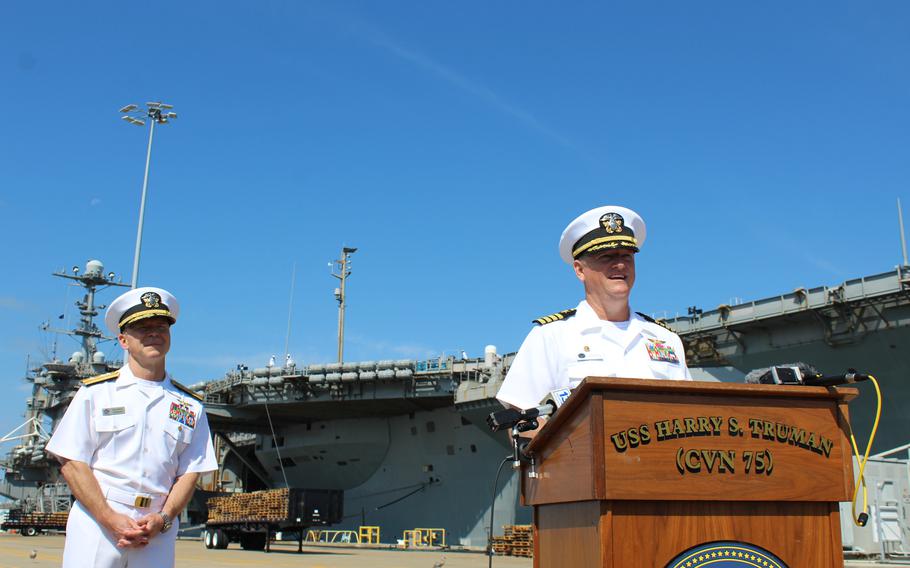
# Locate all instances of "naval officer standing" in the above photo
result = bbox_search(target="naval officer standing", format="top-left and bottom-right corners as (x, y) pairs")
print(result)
(496, 206), (692, 411)
(46, 287), (217, 568)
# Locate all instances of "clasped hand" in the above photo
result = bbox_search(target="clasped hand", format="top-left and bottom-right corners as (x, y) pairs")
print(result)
(106, 511), (164, 548)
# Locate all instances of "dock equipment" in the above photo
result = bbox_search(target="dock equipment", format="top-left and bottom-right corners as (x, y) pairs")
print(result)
(204, 487), (342, 553)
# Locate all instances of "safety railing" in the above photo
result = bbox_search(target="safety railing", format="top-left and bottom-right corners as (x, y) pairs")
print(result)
(400, 528), (446, 548)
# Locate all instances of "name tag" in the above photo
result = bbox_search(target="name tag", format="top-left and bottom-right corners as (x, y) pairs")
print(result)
(102, 407), (126, 416)
(169, 402), (197, 429)
(575, 347), (605, 361)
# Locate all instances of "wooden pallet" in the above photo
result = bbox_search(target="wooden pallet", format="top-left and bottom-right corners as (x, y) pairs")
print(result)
(512, 547), (533, 558)
(206, 487), (290, 523)
(491, 536), (512, 555)
(8, 512), (69, 526)
(493, 525), (533, 558)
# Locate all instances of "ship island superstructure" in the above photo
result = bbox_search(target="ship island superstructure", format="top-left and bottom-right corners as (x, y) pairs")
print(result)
(1, 261), (127, 512)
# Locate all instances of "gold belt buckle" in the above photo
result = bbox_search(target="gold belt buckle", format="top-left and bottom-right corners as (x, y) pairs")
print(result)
(134, 495), (151, 508)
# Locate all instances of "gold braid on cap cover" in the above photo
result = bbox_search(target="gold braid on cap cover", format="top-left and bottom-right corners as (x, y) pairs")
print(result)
(573, 235), (638, 258)
(119, 309), (173, 329)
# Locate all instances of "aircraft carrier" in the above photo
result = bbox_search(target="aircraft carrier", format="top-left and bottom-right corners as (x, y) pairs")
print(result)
(2, 261), (909, 554)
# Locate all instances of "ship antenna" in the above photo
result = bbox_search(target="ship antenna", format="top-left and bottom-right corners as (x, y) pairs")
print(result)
(284, 262), (296, 364)
(47, 262), (128, 374)
(51, 281), (72, 361)
(898, 197), (908, 267)
(262, 397), (290, 489)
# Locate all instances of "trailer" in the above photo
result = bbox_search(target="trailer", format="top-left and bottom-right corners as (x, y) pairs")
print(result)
(1, 510), (68, 536)
(203, 487), (343, 552)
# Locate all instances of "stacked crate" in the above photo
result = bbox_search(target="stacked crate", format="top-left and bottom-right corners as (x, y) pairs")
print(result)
(11, 511), (69, 526)
(207, 488), (290, 523)
(491, 524), (533, 558)
(490, 535), (512, 556)
(506, 524), (533, 558)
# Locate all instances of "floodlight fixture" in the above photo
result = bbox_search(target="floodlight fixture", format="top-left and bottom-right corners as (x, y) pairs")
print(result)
(118, 100), (178, 288)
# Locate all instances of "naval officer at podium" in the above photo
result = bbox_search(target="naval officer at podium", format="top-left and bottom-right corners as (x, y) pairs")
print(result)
(496, 205), (693, 412)
(47, 287), (217, 568)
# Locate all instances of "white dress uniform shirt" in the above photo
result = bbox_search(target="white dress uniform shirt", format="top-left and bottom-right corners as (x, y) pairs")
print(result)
(46, 364), (217, 568)
(496, 300), (693, 410)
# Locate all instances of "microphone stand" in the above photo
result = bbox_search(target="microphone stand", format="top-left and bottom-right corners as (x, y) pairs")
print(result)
(511, 420), (537, 468)
(488, 419), (538, 568)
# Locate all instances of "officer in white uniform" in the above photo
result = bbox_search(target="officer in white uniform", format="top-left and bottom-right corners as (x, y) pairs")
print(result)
(47, 287), (217, 568)
(496, 206), (692, 411)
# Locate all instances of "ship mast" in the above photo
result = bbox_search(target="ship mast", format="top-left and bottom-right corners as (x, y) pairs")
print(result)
(331, 247), (357, 363)
(44, 261), (129, 374)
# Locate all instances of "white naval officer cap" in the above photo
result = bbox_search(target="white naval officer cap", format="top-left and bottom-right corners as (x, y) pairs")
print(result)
(104, 287), (179, 334)
(558, 205), (647, 264)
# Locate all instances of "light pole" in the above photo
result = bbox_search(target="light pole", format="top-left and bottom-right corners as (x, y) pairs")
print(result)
(119, 102), (177, 289)
(331, 247), (357, 363)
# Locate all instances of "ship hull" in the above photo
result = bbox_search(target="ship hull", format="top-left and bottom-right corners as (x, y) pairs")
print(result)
(243, 407), (529, 546)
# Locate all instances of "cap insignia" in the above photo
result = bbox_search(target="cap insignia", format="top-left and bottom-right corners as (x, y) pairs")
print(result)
(600, 213), (624, 234)
(140, 292), (162, 309)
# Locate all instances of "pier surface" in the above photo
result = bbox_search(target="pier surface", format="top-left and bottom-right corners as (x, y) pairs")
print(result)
(0, 534), (899, 567)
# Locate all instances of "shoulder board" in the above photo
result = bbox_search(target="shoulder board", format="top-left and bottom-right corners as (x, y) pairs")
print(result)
(636, 312), (674, 332)
(533, 308), (577, 326)
(170, 379), (204, 401)
(82, 370), (119, 386)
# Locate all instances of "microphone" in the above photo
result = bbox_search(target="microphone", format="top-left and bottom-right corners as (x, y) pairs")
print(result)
(744, 363), (870, 388)
(487, 387), (581, 432)
(487, 404), (555, 432)
(487, 388), (575, 432)
(744, 362), (819, 385)
(541, 387), (572, 410)
(802, 370), (870, 387)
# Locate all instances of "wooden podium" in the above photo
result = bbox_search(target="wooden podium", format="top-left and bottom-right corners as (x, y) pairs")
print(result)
(522, 378), (858, 567)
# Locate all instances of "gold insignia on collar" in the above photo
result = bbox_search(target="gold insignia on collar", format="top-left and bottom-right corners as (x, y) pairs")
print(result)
(600, 213), (624, 234)
(140, 292), (162, 308)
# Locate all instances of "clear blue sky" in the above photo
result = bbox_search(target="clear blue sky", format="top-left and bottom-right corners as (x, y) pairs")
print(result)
(1, 2), (909, 437)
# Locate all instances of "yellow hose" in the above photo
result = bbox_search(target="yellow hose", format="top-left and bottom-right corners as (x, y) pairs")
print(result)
(848, 374), (881, 526)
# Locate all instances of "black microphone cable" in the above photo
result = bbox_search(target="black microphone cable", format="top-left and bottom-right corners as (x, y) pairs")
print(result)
(845, 374), (882, 527)
(487, 455), (513, 568)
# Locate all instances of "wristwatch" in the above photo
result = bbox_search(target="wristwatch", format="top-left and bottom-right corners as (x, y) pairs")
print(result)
(158, 511), (173, 532)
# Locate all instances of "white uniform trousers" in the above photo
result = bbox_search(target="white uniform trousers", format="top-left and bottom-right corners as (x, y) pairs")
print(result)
(63, 500), (180, 568)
